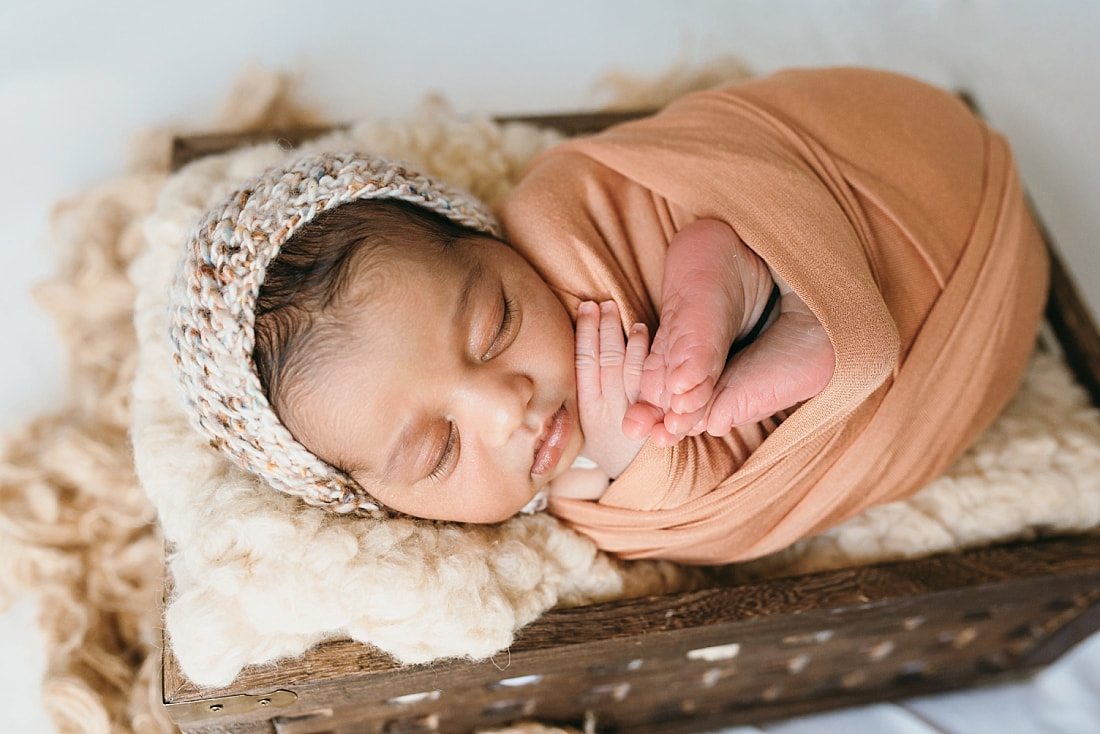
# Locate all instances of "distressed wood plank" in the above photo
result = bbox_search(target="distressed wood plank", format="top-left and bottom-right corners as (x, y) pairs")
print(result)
(164, 535), (1100, 702)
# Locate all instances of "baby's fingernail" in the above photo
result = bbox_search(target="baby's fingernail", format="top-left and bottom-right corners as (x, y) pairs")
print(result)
(630, 323), (647, 336)
(578, 301), (596, 315)
(600, 301), (615, 314)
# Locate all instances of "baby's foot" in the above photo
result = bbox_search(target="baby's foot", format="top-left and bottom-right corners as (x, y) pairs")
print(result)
(628, 220), (771, 442)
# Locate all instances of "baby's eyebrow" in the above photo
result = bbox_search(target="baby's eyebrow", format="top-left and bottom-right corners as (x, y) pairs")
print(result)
(454, 256), (485, 327)
(381, 423), (412, 481)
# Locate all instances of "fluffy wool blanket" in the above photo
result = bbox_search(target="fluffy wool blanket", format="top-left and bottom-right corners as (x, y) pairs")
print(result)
(2, 66), (1100, 734)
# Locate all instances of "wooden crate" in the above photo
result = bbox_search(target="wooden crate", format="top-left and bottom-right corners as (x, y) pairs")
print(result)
(161, 111), (1100, 734)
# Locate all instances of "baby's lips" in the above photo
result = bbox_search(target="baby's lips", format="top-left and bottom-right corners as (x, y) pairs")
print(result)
(532, 405), (571, 476)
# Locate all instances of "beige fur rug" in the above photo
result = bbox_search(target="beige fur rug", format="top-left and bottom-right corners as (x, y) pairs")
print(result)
(2, 66), (1099, 734)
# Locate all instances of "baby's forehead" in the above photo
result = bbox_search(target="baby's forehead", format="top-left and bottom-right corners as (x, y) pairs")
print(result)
(283, 238), (494, 453)
(332, 233), (493, 322)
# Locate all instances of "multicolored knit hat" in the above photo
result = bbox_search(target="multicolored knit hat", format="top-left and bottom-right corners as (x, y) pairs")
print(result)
(169, 152), (501, 515)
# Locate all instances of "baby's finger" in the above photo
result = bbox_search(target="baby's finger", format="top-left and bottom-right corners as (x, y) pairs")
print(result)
(623, 323), (649, 404)
(574, 301), (602, 403)
(598, 301), (627, 396)
(623, 400), (664, 440)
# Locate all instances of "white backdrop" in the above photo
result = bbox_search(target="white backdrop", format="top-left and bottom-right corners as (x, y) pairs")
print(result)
(1, 2), (1098, 732)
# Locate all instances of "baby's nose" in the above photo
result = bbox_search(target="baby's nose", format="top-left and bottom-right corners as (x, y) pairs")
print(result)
(458, 371), (535, 447)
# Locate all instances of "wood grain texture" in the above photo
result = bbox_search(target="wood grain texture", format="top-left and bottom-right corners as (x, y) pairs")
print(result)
(162, 108), (1100, 734)
(1045, 232), (1100, 407)
(164, 536), (1100, 702)
(168, 111), (654, 172)
(169, 536), (1100, 733)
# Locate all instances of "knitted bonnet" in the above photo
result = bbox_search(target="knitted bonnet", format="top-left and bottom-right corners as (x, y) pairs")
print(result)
(169, 152), (501, 515)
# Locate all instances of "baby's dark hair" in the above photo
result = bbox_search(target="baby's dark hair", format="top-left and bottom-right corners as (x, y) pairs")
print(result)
(253, 198), (477, 415)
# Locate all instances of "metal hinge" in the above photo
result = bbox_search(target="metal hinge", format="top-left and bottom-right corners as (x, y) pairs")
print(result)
(165, 689), (298, 722)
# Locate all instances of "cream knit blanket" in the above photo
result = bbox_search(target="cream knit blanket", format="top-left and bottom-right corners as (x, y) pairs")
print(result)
(3, 67), (1099, 734)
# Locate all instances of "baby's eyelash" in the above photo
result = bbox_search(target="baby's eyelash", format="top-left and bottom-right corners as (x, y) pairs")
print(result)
(427, 422), (459, 482)
(500, 296), (517, 338)
(482, 295), (519, 361)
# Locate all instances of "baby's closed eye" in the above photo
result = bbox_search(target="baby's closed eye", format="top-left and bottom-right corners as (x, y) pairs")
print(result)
(426, 421), (460, 482)
(482, 292), (520, 361)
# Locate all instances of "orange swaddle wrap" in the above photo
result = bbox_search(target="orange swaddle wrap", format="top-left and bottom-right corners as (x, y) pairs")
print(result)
(499, 68), (1048, 564)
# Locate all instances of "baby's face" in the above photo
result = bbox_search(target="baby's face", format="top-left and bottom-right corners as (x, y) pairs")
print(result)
(282, 235), (583, 522)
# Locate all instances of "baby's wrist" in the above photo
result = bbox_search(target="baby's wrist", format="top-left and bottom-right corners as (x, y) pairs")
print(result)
(548, 463), (611, 501)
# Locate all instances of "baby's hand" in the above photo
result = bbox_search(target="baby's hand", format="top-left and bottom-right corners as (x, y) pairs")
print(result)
(574, 300), (647, 478)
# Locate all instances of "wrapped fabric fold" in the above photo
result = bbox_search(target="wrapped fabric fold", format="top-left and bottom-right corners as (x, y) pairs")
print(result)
(499, 67), (1048, 564)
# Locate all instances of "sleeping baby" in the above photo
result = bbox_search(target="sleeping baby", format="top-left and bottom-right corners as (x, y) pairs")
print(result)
(170, 67), (1048, 564)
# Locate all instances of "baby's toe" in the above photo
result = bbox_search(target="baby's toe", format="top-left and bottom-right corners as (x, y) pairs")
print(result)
(668, 331), (725, 378)
(668, 379), (714, 416)
(663, 406), (707, 437)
